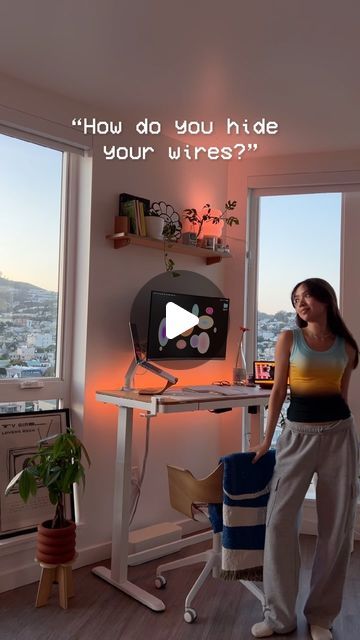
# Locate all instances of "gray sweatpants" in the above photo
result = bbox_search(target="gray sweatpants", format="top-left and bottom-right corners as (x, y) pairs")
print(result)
(263, 416), (359, 633)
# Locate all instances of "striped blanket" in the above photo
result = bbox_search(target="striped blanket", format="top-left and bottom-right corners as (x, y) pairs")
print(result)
(209, 449), (276, 581)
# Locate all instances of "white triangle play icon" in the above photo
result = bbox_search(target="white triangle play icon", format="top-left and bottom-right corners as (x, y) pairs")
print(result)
(165, 302), (199, 339)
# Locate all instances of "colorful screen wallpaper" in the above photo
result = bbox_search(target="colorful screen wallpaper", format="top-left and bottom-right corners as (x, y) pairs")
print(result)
(147, 291), (230, 360)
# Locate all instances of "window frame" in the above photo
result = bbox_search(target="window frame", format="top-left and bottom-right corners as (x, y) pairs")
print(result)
(0, 134), (80, 408)
(245, 179), (360, 369)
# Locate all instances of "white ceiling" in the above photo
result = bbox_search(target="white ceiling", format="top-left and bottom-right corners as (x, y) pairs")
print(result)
(0, 0), (359, 156)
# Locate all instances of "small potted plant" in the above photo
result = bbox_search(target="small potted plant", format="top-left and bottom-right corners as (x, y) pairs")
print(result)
(145, 208), (165, 240)
(183, 200), (239, 243)
(5, 427), (90, 564)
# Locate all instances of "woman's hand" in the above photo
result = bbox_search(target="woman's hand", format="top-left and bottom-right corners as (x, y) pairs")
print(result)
(250, 440), (271, 464)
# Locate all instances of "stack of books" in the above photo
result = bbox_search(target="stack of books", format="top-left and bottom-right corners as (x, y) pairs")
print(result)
(119, 193), (150, 237)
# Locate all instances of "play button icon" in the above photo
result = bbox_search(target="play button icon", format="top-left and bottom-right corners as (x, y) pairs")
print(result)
(165, 302), (199, 339)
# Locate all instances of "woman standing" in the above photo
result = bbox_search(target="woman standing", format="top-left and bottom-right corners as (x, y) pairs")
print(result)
(251, 278), (359, 640)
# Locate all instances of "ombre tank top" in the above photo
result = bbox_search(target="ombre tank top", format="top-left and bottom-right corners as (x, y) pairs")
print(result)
(287, 328), (350, 422)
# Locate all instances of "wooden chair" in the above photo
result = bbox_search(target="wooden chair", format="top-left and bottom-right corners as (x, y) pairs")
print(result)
(155, 464), (264, 623)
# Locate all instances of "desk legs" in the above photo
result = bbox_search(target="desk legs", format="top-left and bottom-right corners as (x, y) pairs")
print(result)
(243, 405), (266, 450)
(92, 406), (165, 612)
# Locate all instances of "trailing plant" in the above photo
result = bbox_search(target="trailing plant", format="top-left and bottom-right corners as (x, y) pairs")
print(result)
(5, 428), (90, 529)
(183, 200), (239, 239)
(162, 229), (180, 276)
(149, 201), (182, 276)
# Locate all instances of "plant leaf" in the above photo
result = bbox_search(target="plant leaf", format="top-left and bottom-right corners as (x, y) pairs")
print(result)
(18, 469), (33, 502)
(5, 469), (25, 495)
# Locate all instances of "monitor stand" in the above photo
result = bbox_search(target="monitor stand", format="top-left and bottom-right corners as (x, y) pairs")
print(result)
(122, 358), (178, 394)
(123, 358), (139, 391)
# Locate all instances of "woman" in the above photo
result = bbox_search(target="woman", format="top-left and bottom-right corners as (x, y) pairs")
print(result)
(251, 278), (359, 640)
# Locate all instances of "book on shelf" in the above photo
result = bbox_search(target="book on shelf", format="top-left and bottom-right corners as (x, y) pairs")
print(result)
(119, 193), (150, 215)
(120, 198), (147, 236)
(135, 200), (146, 236)
(120, 199), (137, 234)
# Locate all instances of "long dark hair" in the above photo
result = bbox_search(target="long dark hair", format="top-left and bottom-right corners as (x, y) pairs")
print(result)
(291, 278), (359, 368)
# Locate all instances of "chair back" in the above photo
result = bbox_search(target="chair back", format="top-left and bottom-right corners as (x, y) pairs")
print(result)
(167, 463), (223, 519)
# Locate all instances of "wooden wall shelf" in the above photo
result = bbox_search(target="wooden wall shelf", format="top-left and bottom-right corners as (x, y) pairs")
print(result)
(105, 233), (231, 265)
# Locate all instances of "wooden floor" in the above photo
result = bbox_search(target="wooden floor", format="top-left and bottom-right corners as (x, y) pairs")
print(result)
(0, 535), (359, 640)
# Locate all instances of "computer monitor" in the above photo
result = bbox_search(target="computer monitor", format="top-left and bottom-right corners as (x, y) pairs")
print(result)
(146, 291), (230, 361)
(253, 360), (275, 388)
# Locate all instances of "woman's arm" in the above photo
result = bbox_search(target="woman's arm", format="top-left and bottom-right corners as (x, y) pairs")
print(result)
(340, 343), (356, 402)
(251, 330), (292, 463)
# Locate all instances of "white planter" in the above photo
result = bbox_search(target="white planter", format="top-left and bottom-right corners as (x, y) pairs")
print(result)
(145, 216), (165, 240)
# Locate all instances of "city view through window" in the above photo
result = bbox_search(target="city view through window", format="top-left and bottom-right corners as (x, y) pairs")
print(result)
(0, 134), (63, 411)
(256, 192), (341, 359)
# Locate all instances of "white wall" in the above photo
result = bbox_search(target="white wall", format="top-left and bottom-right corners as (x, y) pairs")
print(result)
(0, 72), (247, 589)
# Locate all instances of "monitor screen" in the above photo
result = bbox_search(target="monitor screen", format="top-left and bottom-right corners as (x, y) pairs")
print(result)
(253, 360), (275, 387)
(147, 291), (230, 360)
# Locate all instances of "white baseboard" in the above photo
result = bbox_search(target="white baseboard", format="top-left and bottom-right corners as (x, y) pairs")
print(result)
(0, 541), (112, 594)
(2, 504), (358, 594)
(0, 520), (206, 593)
(128, 529), (211, 566)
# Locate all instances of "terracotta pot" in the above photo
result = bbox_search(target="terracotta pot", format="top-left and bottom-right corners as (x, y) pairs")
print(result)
(114, 215), (129, 234)
(37, 520), (76, 564)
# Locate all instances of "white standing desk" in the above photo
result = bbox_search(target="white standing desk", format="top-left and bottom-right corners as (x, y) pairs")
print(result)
(92, 386), (271, 611)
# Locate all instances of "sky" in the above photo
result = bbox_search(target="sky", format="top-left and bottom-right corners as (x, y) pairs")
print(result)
(258, 193), (341, 314)
(0, 133), (62, 292)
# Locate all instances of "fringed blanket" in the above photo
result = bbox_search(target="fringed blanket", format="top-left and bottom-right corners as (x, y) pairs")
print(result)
(209, 449), (276, 581)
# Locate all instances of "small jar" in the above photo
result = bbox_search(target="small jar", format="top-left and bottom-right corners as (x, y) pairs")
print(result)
(216, 237), (224, 252)
(202, 235), (216, 251)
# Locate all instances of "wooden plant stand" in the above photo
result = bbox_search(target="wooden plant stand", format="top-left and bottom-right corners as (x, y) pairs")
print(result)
(35, 554), (78, 609)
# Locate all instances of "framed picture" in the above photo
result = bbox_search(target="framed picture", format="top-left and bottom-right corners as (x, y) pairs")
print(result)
(0, 409), (73, 539)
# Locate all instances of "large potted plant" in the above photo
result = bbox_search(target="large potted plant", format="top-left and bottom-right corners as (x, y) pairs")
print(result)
(5, 427), (90, 564)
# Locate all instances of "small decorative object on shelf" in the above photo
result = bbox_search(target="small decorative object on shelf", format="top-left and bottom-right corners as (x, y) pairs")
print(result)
(233, 326), (249, 385)
(113, 215), (130, 248)
(216, 237), (224, 252)
(202, 235), (217, 251)
(182, 231), (197, 246)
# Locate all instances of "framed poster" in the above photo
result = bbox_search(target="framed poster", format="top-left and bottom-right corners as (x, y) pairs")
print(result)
(0, 409), (73, 538)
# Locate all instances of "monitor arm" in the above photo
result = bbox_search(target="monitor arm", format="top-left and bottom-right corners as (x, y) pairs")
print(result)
(123, 357), (138, 391)
(122, 358), (178, 392)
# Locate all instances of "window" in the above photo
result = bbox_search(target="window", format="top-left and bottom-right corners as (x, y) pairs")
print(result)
(256, 192), (342, 361)
(244, 188), (344, 450)
(0, 131), (76, 411)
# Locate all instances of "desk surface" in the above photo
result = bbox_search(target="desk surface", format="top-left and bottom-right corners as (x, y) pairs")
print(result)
(96, 386), (271, 409)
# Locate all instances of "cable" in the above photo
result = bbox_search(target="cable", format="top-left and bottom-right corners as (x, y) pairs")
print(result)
(129, 413), (152, 525)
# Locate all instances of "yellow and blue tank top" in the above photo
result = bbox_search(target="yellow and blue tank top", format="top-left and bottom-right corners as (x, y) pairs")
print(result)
(287, 328), (350, 422)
